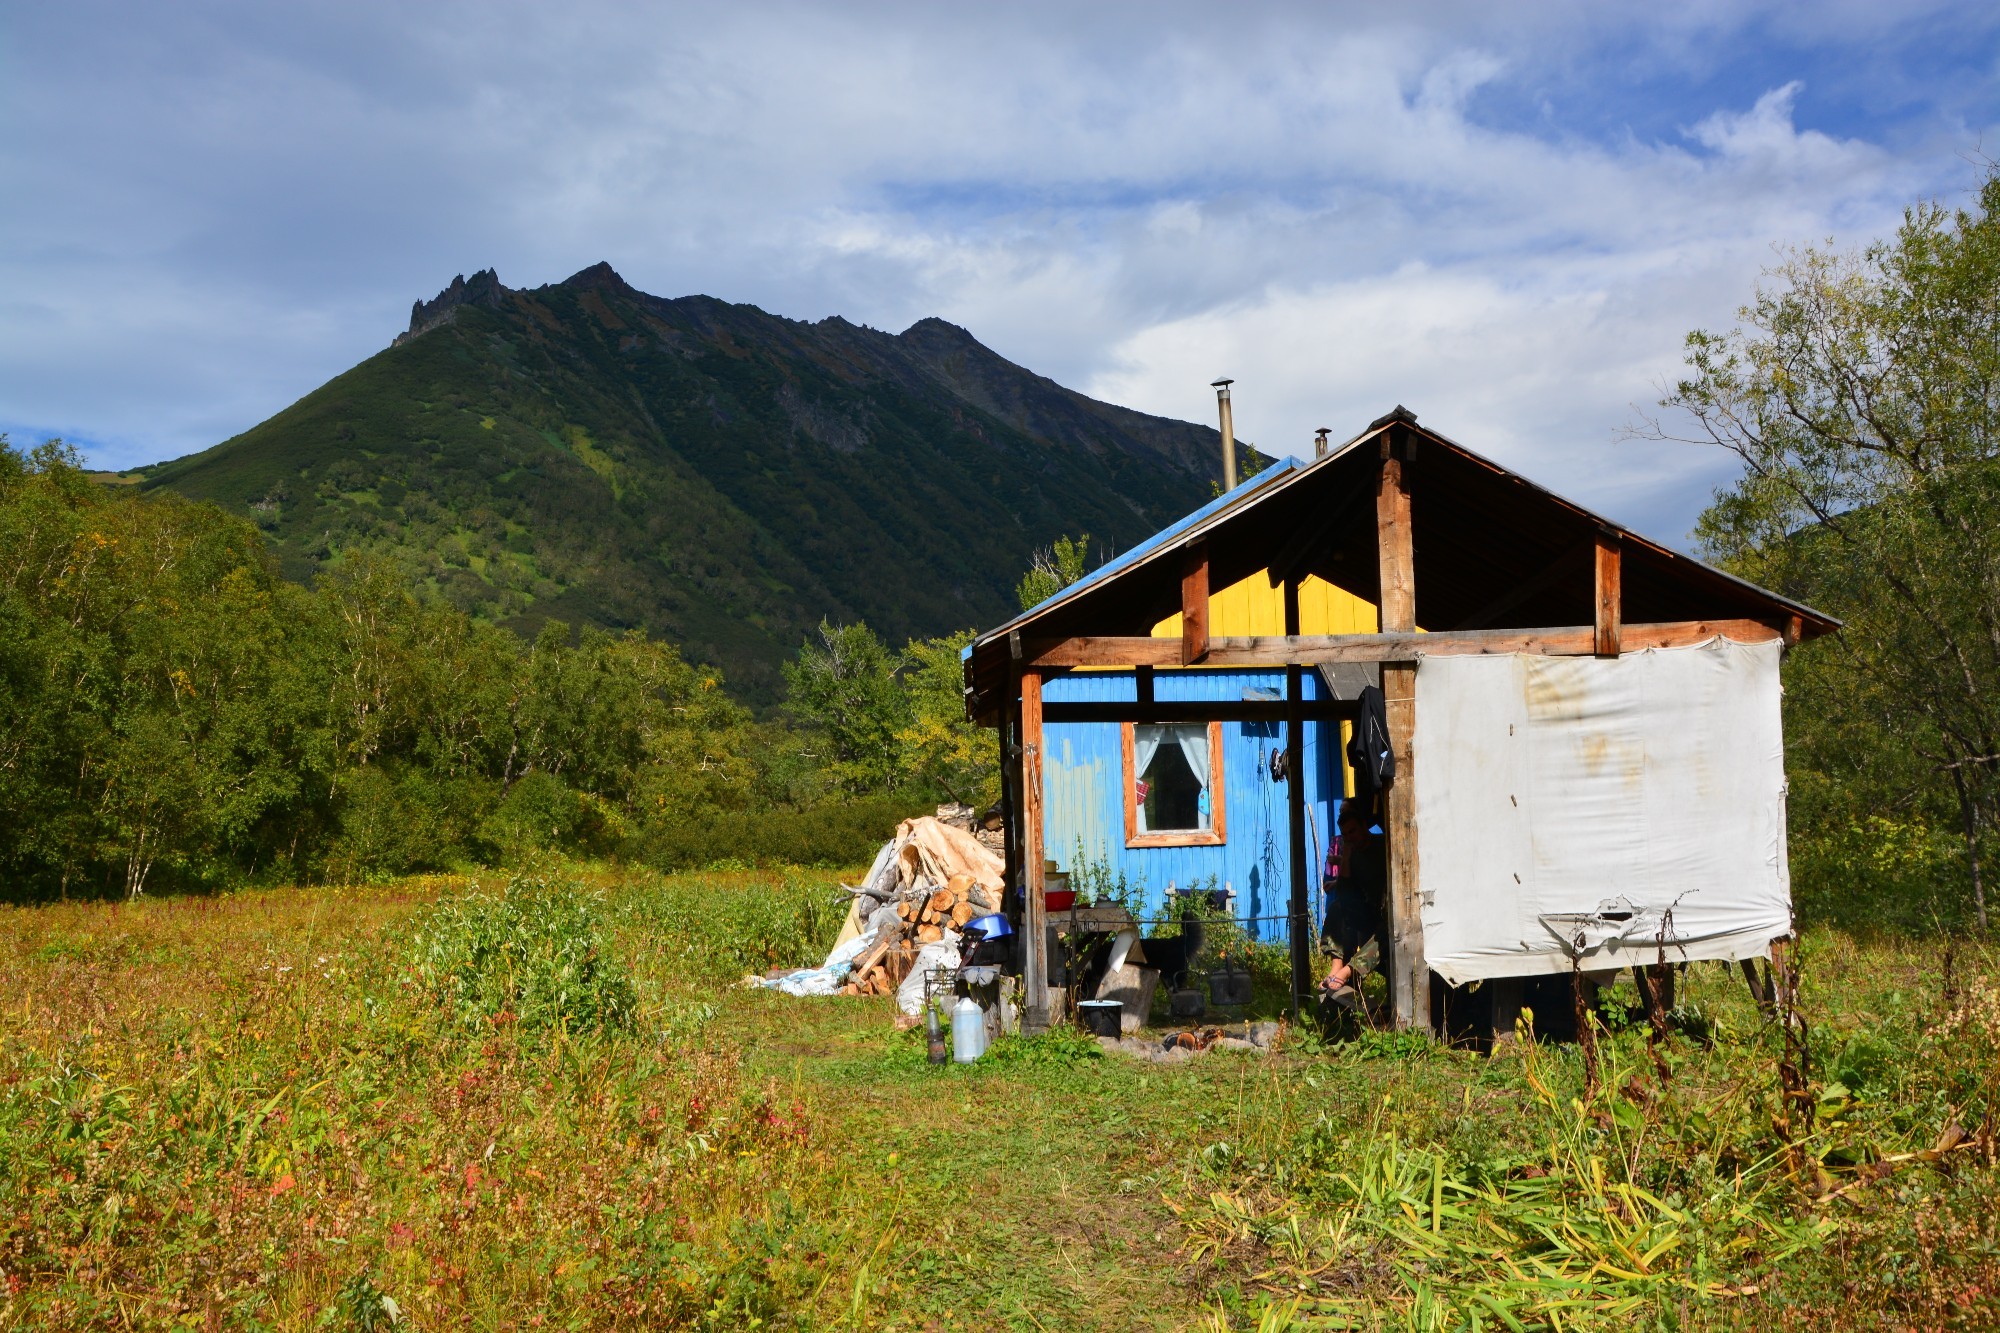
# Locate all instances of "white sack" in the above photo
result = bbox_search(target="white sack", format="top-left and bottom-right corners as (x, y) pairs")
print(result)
(1413, 638), (1792, 985)
(895, 931), (963, 1016)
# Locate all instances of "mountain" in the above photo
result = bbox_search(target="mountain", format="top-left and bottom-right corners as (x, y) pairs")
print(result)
(139, 264), (1240, 704)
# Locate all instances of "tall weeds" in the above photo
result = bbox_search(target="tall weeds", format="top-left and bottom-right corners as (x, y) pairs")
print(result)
(410, 872), (636, 1035)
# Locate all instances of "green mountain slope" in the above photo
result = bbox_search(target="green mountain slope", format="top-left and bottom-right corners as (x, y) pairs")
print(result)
(141, 264), (1236, 703)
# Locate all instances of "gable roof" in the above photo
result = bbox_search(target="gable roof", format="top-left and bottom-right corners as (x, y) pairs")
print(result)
(964, 408), (1837, 722)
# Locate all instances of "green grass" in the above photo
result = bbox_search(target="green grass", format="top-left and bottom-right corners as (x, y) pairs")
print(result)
(1, 868), (1995, 1329)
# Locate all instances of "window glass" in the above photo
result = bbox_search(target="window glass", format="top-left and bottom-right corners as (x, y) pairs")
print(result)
(1135, 722), (1212, 833)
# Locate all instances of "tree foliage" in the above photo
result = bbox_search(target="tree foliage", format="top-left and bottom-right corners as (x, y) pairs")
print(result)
(0, 439), (996, 899)
(782, 620), (911, 794)
(1014, 532), (1091, 612)
(782, 621), (998, 808)
(1654, 170), (2000, 929)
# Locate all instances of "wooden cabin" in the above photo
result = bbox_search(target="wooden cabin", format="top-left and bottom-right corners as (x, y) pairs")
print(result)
(962, 407), (1838, 1033)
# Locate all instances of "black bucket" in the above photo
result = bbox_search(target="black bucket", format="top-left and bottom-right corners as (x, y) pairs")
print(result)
(1209, 966), (1254, 1008)
(1077, 1000), (1123, 1038)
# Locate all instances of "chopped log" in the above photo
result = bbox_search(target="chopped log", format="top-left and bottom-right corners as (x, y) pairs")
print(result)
(896, 901), (916, 921)
(918, 924), (944, 944)
(950, 901), (978, 927)
(927, 887), (956, 914)
(850, 937), (893, 979)
(839, 982), (859, 996)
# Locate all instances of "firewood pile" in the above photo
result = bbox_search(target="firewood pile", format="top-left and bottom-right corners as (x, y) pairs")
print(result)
(835, 814), (1007, 1000)
(839, 872), (996, 997)
(935, 801), (1006, 855)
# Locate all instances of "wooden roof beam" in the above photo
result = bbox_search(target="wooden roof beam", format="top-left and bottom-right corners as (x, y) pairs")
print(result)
(1020, 619), (1786, 669)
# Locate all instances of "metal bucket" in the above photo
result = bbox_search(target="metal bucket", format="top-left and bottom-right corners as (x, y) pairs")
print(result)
(1076, 1000), (1123, 1038)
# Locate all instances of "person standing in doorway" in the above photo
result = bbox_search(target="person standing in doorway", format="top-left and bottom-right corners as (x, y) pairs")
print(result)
(1321, 798), (1386, 1011)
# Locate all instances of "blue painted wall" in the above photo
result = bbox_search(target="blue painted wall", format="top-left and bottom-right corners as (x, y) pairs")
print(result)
(1042, 668), (1339, 944)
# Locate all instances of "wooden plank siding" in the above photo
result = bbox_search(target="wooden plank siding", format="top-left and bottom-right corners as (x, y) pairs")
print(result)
(1038, 667), (1340, 944)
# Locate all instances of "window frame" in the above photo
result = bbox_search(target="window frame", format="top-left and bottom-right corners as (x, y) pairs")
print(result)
(1121, 719), (1227, 848)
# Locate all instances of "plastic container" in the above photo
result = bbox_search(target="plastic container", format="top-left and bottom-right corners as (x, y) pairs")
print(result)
(1044, 867), (1074, 914)
(965, 913), (1012, 940)
(951, 996), (989, 1062)
(1077, 1000), (1123, 1038)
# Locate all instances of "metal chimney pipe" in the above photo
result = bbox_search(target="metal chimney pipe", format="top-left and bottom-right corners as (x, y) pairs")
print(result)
(1211, 379), (1236, 490)
(1314, 427), (1331, 458)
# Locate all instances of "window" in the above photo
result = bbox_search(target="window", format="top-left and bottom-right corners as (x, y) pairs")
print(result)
(1122, 720), (1226, 848)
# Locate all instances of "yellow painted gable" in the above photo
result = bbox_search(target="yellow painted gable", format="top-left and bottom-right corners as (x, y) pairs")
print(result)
(1152, 572), (1378, 638)
(1150, 571), (1379, 800)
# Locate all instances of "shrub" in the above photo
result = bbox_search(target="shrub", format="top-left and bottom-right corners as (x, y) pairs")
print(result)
(410, 873), (636, 1034)
(640, 794), (906, 870)
(620, 870), (845, 980)
(327, 765), (490, 881)
(317, 1269), (403, 1331)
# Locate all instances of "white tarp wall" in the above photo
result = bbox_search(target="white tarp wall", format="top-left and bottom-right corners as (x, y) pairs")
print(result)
(1413, 637), (1791, 985)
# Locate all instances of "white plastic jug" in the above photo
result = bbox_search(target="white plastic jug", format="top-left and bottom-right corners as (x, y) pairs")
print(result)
(951, 995), (988, 1062)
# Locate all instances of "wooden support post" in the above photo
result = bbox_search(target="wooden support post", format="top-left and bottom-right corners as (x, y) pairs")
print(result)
(1487, 977), (1524, 1050)
(998, 680), (1018, 929)
(1285, 578), (1310, 1019)
(1377, 438), (1428, 1031)
(1181, 541), (1210, 665)
(1767, 935), (1795, 1020)
(1739, 957), (1777, 1017)
(1020, 668), (1050, 1034)
(1594, 532), (1622, 657)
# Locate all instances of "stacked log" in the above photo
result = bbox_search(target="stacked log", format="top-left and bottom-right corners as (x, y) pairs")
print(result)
(839, 927), (920, 997)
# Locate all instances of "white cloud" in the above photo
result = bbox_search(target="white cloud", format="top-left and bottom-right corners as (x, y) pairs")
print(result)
(1, 0), (1995, 546)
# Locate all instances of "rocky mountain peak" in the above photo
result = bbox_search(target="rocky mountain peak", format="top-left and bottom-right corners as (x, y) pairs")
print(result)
(561, 261), (633, 293)
(395, 268), (508, 345)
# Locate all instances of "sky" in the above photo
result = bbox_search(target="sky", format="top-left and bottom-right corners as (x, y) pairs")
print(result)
(3, 1), (1997, 543)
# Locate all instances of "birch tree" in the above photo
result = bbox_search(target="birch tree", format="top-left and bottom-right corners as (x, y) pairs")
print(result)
(1649, 171), (2000, 930)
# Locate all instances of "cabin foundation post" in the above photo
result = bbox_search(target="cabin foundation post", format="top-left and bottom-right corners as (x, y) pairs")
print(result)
(1377, 432), (1429, 1031)
(1019, 668), (1051, 1034)
(1487, 976), (1525, 1049)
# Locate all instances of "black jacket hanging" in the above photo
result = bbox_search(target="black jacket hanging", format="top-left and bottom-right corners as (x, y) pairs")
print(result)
(1347, 684), (1395, 796)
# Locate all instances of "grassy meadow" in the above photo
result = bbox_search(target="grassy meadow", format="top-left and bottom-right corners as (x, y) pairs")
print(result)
(2, 868), (1996, 1331)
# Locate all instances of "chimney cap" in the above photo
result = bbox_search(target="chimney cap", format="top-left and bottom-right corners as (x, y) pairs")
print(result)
(1210, 377), (1234, 388)
(1314, 426), (1331, 436)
